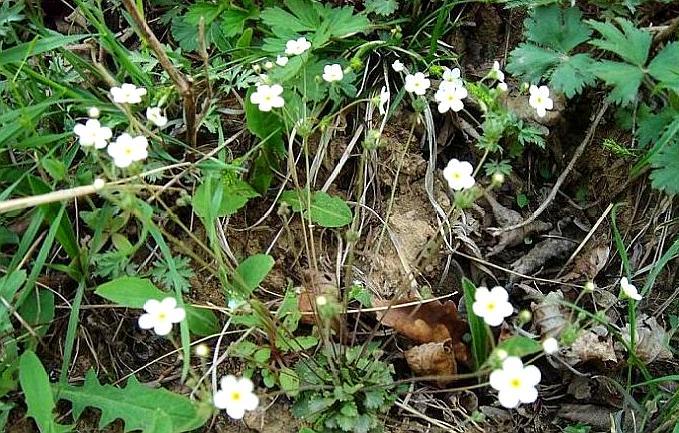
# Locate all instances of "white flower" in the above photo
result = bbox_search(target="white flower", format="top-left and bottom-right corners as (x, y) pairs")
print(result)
(528, 85), (554, 118)
(146, 107), (168, 128)
(138, 297), (186, 336)
(285, 37), (311, 56)
(442, 67), (463, 86)
(195, 344), (210, 358)
(87, 107), (100, 118)
(110, 83), (147, 104)
(472, 286), (513, 327)
(542, 337), (559, 354)
(73, 119), (112, 149)
(107, 133), (149, 168)
(497, 82), (508, 92)
(264, 61), (274, 70)
(322, 64), (344, 82)
(495, 349), (508, 360)
(276, 55), (289, 66)
(620, 277), (642, 301)
(435, 82), (468, 113)
(490, 357), (541, 409)
(214, 375), (259, 419)
(379, 86), (390, 116)
(490, 61), (505, 82)
(404, 72), (430, 96)
(250, 84), (285, 112)
(316, 295), (328, 307)
(391, 60), (405, 72)
(442, 158), (475, 191)
(92, 178), (106, 190)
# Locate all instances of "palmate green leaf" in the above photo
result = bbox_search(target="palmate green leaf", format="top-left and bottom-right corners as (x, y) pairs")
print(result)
(19, 351), (72, 433)
(95, 277), (219, 336)
(591, 61), (643, 104)
(650, 138), (679, 195)
(364, 0), (398, 16)
(636, 106), (679, 148)
(525, 6), (591, 52)
(55, 370), (210, 433)
(588, 18), (651, 66)
(549, 53), (597, 98)
(648, 42), (679, 93)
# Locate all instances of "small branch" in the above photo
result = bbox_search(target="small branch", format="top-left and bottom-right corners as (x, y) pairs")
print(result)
(496, 101), (610, 233)
(121, 0), (197, 147)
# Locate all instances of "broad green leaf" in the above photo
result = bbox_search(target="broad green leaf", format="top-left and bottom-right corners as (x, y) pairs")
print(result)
(648, 42), (679, 93)
(19, 288), (55, 339)
(279, 367), (300, 396)
(495, 335), (542, 357)
(525, 6), (591, 52)
(650, 139), (679, 194)
(588, 18), (651, 66)
(230, 254), (275, 297)
(55, 370), (210, 433)
(254, 347), (272, 364)
(364, 0), (398, 16)
(19, 351), (71, 433)
(229, 340), (258, 357)
(308, 191), (353, 228)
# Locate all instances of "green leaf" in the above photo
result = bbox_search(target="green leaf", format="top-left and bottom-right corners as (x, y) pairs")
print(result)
(19, 351), (71, 433)
(229, 340), (258, 357)
(525, 6), (591, 52)
(0, 33), (88, 65)
(231, 254), (275, 297)
(364, 0), (398, 15)
(279, 367), (300, 396)
(254, 348), (272, 364)
(591, 61), (643, 104)
(95, 277), (219, 336)
(588, 18), (651, 66)
(495, 335), (542, 357)
(280, 190), (353, 228)
(650, 139), (679, 194)
(648, 42), (679, 93)
(461, 278), (489, 369)
(55, 370), (210, 433)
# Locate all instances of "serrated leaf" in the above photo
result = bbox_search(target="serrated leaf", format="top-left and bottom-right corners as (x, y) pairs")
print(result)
(279, 367), (300, 396)
(591, 60), (643, 104)
(525, 6), (591, 52)
(364, 0), (398, 15)
(636, 106), (679, 148)
(588, 18), (651, 66)
(549, 53), (597, 98)
(55, 371), (209, 433)
(19, 351), (72, 433)
(649, 121), (679, 194)
(648, 42), (679, 92)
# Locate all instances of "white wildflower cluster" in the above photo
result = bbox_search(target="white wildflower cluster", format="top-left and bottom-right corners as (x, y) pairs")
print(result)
(397, 62), (468, 113)
(489, 61), (508, 92)
(135, 296), (260, 419)
(74, 83), (169, 168)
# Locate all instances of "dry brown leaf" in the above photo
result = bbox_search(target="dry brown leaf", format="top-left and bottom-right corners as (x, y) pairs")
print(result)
(566, 330), (617, 365)
(483, 192), (552, 256)
(404, 340), (457, 385)
(531, 290), (569, 338)
(560, 243), (610, 282)
(298, 269), (338, 325)
(374, 298), (467, 345)
(510, 237), (576, 280)
(621, 315), (673, 363)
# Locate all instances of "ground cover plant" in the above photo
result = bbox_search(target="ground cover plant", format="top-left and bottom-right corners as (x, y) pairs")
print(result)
(0, 0), (678, 432)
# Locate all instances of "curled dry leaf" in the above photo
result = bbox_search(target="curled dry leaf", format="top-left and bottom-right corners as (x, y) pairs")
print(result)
(404, 340), (457, 385)
(565, 330), (617, 365)
(510, 237), (576, 281)
(560, 242), (610, 282)
(483, 192), (552, 256)
(531, 290), (569, 338)
(374, 298), (467, 345)
(620, 315), (673, 363)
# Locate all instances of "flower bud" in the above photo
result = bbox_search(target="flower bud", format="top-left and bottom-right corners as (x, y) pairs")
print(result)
(491, 172), (505, 186)
(195, 344), (210, 358)
(88, 107), (100, 118)
(518, 309), (532, 324)
(93, 178), (106, 190)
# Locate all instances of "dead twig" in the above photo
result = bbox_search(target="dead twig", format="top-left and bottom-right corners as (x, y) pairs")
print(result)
(121, 0), (197, 147)
(495, 101), (610, 233)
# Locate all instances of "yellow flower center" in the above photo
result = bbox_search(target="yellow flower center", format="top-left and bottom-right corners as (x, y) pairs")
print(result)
(486, 301), (496, 311)
(451, 171), (461, 180)
(510, 377), (522, 389)
(124, 147), (134, 156)
(157, 311), (167, 321)
(231, 391), (242, 401)
(535, 96), (543, 104)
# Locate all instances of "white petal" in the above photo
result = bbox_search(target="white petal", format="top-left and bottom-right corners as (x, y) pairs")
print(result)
(226, 405), (246, 420)
(538, 86), (549, 97)
(502, 357), (524, 372)
(270, 84), (283, 95)
(237, 377), (254, 393)
(489, 370), (506, 391)
(474, 287), (491, 302)
(498, 301), (514, 318)
(536, 107), (547, 117)
(220, 375), (239, 391)
(113, 156), (133, 168)
(518, 385), (538, 404)
(143, 299), (161, 314)
(458, 160), (473, 176)
(460, 174), (475, 189)
(160, 297), (177, 310)
(213, 390), (230, 409)
(242, 393), (259, 411)
(138, 313), (155, 329)
(498, 390), (520, 408)
(169, 307), (186, 323)
(450, 99), (464, 112)
(484, 312), (504, 327)
(523, 365), (541, 386)
(154, 320), (173, 336)
(529, 85), (539, 95)
(437, 101), (450, 113)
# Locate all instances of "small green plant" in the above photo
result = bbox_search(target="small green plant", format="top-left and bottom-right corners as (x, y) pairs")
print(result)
(292, 344), (399, 433)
